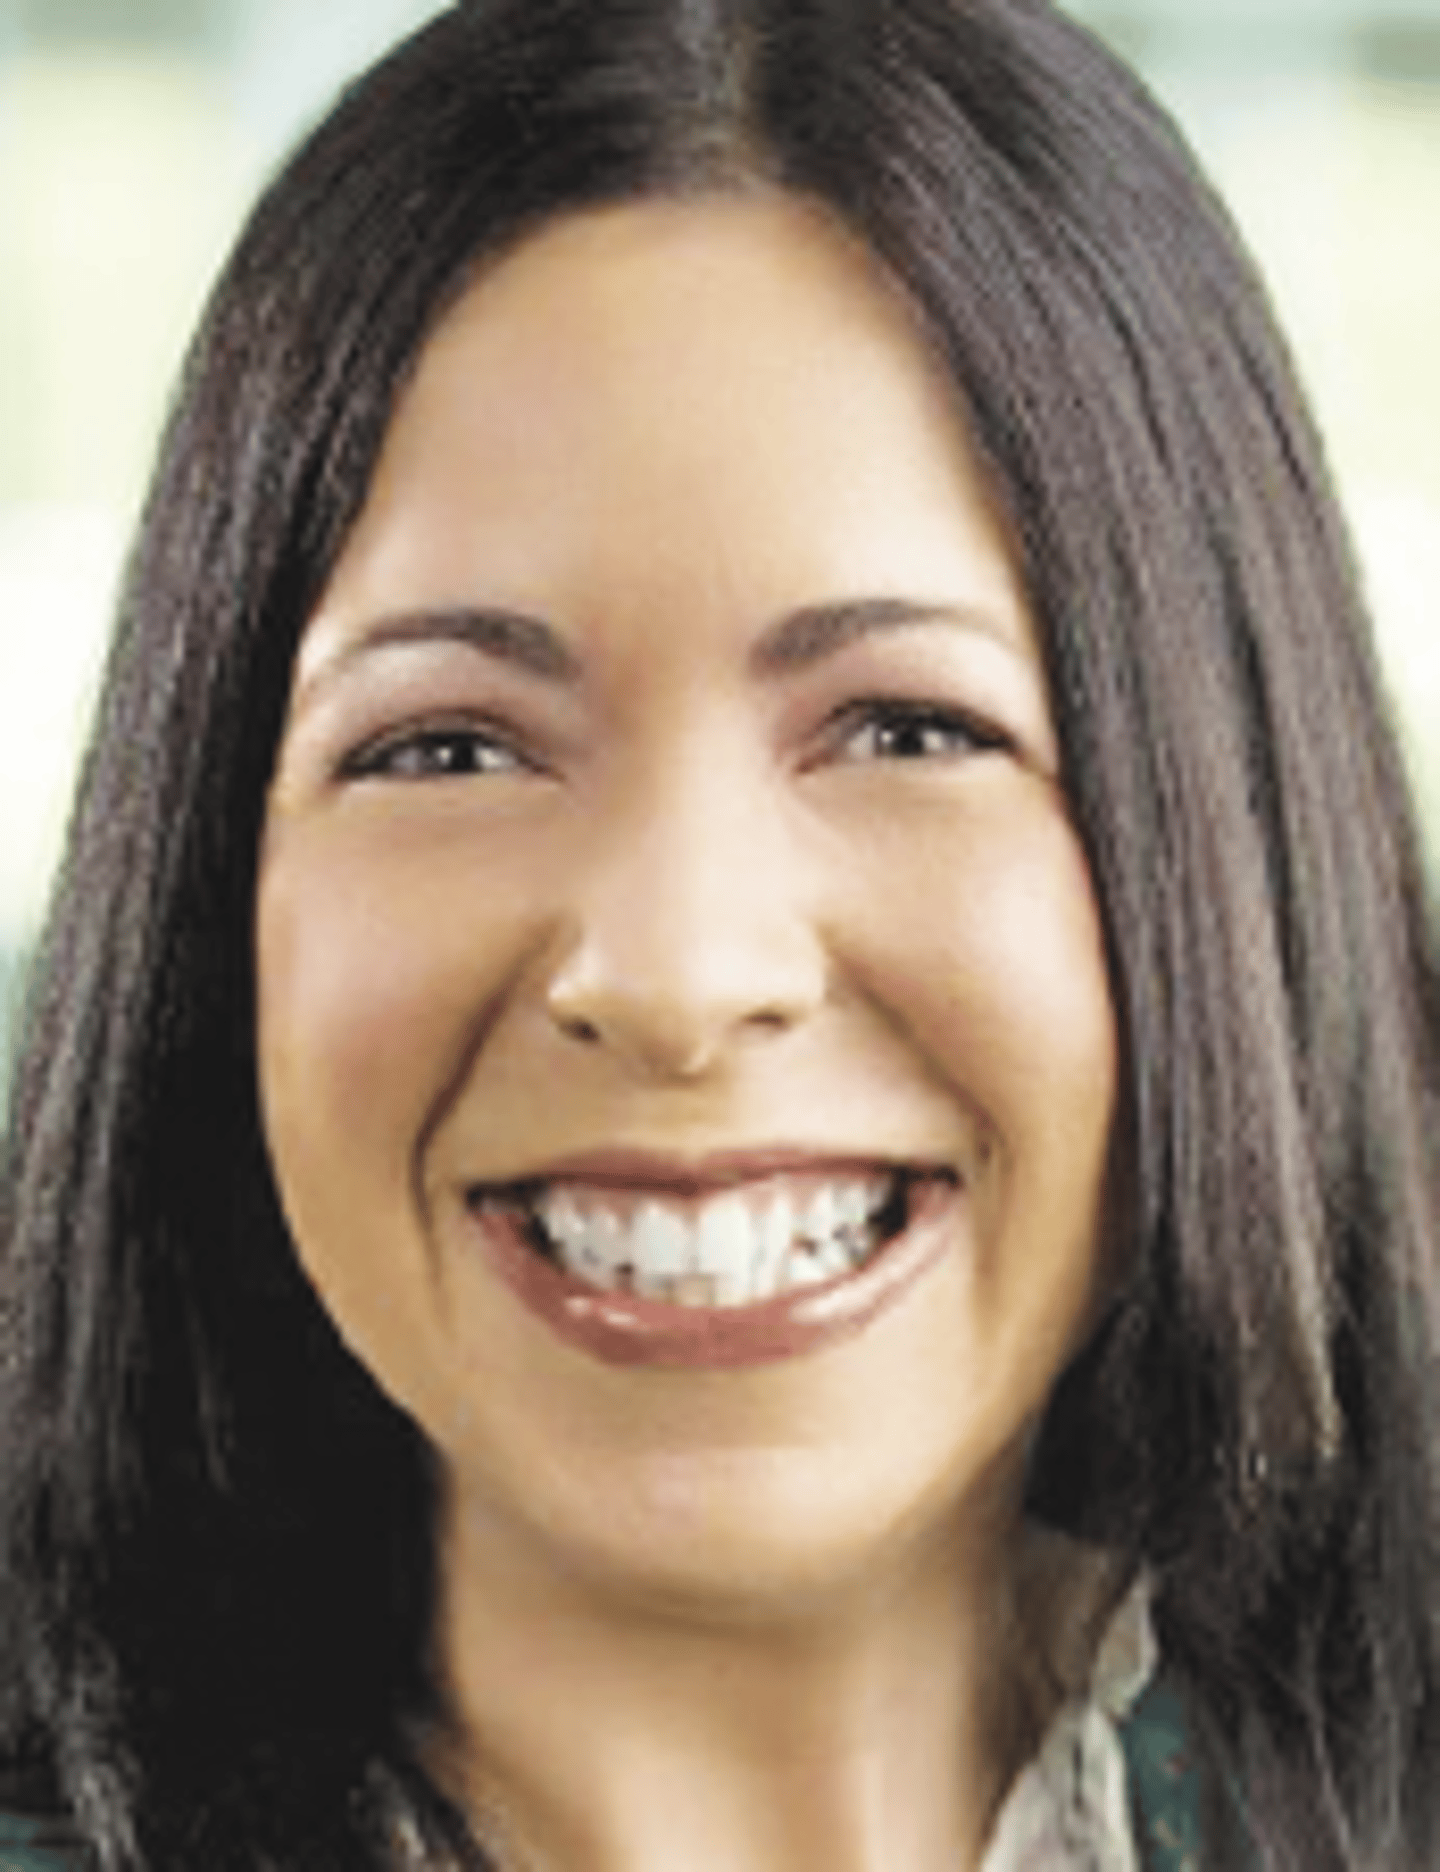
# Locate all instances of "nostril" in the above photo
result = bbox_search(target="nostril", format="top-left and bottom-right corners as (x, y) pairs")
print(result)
(539, 915), (826, 1077)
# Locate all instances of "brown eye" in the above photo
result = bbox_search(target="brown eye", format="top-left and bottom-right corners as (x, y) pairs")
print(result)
(342, 724), (528, 780)
(834, 702), (1010, 765)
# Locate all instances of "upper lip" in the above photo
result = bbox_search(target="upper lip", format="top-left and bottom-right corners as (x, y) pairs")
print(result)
(466, 1145), (960, 1200)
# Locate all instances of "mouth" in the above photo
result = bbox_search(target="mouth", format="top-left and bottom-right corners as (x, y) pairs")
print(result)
(462, 1160), (961, 1368)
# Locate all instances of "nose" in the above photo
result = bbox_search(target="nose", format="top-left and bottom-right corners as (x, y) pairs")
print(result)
(543, 765), (828, 1081)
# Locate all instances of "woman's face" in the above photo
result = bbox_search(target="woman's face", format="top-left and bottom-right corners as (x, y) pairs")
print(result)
(258, 195), (1119, 1607)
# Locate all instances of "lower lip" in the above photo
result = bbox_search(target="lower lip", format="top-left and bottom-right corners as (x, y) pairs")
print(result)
(467, 1178), (959, 1369)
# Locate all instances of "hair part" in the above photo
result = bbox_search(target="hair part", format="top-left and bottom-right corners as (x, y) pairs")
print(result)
(2, 2), (1437, 1866)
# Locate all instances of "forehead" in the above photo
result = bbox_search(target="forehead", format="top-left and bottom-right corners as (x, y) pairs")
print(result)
(423, 190), (944, 411)
(295, 190), (1035, 682)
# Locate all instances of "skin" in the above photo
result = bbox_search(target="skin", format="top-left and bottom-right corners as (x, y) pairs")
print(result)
(258, 194), (1120, 1871)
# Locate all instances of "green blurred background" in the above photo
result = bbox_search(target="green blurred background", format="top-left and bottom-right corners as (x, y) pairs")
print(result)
(1, 0), (1437, 1076)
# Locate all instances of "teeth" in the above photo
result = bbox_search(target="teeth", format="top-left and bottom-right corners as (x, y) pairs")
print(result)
(756, 1195), (795, 1298)
(531, 1172), (907, 1309)
(673, 1272), (718, 1308)
(544, 1189), (588, 1258)
(586, 1210), (625, 1289)
(631, 1201), (691, 1299)
(572, 1210), (622, 1291)
(800, 1184), (839, 1243)
(695, 1193), (755, 1305)
(784, 1249), (831, 1289)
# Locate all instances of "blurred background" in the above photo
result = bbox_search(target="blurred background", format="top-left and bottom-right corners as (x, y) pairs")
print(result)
(1, 0), (1437, 1079)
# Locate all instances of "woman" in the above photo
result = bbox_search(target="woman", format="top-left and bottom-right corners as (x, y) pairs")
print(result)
(1, 0), (1436, 1867)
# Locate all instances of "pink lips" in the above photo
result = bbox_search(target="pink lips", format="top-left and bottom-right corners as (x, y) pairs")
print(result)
(467, 1174), (958, 1369)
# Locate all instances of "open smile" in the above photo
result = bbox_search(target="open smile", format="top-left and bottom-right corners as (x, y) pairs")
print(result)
(463, 1159), (964, 1368)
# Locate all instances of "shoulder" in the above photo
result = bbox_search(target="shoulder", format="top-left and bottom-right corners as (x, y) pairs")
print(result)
(0, 1810), (89, 1869)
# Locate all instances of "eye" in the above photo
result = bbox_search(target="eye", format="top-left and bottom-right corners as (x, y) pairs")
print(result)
(828, 700), (1011, 765)
(339, 721), (532, 781)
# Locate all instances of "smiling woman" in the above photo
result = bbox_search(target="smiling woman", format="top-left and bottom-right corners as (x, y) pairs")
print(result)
(256, 203), (1120, 1709)
(1, 3), (1438, 1871)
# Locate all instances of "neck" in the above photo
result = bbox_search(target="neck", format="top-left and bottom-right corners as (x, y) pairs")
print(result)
(430, 1505), (1057, 1872)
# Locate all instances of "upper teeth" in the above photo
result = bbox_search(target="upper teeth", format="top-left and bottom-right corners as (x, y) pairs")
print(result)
(529, 1174), (897, 1309)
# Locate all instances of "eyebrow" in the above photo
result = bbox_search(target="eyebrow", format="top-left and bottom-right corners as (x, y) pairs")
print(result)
(749, 595), (1018, 674)
(300, 592), (1018, 703)
(300, 605), (582, 700)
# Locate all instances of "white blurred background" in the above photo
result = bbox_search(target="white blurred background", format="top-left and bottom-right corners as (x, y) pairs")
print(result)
(1, 0), (1437, 1075)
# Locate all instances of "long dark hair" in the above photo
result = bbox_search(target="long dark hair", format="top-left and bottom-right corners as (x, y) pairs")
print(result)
(2, 1), (1436, 1866)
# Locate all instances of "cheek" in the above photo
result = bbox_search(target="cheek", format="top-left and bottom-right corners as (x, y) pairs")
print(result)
(254, 829), (531, 1427)
(864, 797), (1119, 1330)
(971, 826), (1116, 1144)
(872, 798), (1115, 1111)
(255, 829), (529, 1241)
(259, 872), (427, 1172)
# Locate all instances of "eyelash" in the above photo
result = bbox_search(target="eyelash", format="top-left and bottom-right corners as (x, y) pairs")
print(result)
(339, 718), (532, 781)
(824, 698), (1012, 766)
(337, 698), (1009, 785)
